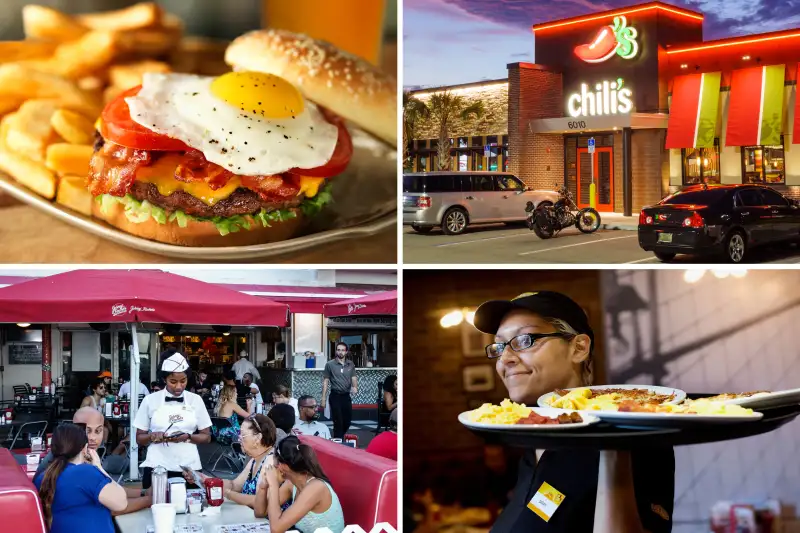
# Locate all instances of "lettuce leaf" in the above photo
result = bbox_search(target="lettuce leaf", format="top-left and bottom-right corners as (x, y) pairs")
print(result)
(95, 186), (333, 237)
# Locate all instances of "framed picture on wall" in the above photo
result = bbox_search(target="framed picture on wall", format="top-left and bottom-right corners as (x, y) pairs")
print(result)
(461, 322), (492, 358)
(462, 365), (495, 392)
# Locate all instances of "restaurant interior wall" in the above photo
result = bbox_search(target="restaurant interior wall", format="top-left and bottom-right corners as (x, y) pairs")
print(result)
(403, 270), (606, 507)
(601, 270), (800, 532)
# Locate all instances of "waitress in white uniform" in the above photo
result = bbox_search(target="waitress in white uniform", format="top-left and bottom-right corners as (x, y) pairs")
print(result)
(134, 353), (212, 489)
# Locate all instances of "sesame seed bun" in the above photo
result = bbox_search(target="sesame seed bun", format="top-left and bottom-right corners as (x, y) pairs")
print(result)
(93, 199), (306, 247)
(225, 29), (396, 147)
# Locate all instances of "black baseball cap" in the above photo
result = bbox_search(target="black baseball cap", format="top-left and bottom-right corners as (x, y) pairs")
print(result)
(473, 291), (594, 347)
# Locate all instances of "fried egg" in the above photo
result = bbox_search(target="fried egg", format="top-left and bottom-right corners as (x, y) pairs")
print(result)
(125, 71), (339, 176)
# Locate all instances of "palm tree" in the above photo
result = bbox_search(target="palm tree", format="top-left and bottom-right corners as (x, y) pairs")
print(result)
(403, 92), (429, 171)
(426, 91), (485, 171)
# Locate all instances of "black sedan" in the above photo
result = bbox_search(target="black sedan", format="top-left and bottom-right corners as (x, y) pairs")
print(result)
(638, 184), (800, 263)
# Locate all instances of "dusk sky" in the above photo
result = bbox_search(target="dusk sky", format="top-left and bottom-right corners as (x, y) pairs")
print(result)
(403, 0), (800, 88)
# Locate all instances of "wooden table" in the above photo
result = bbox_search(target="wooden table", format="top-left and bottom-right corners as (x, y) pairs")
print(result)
(115, 501), (263, 533)
(0, 42), (397, 265)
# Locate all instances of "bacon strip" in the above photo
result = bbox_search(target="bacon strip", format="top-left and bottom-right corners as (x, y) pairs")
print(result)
(87, 143), (152, 197)
(87, 142), (302, 201)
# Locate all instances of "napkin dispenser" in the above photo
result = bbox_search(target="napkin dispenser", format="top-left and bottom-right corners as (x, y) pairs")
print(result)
(168, 477), (187, 514)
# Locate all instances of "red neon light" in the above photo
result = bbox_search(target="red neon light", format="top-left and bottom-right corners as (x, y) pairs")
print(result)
(667, 32), (800, 54)
(532, 5), (703, 33)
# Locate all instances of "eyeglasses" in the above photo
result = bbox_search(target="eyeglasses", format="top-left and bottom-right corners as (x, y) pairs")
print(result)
(485, 332), (573, 359)
(240, 432), (259, 440)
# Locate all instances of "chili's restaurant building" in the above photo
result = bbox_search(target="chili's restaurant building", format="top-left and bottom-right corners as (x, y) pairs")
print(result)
(407, 1), (800, 215)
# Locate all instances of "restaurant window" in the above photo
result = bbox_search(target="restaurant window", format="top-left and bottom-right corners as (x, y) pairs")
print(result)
(502, 136), (510, 171)
(457, 137), (468, 148)
(417, 154), (428, 172)
(429, 139), (438, 151)
(293, 313), (323, 354)
(472, 136), (483, 146)
(743, 139), (785, 184)
(486, 135), (499, 171)
(682, 140), (721, 185)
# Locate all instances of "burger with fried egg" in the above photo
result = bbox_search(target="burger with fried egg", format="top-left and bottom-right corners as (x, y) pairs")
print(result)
(88, 30), (396, 247)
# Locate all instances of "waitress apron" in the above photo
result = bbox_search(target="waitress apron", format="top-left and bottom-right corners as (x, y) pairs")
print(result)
(141, 397), (202, 471)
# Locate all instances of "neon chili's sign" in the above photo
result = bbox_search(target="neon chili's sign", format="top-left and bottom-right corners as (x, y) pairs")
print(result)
(567, 78), (633, 118)
(574, 16), (639, 63)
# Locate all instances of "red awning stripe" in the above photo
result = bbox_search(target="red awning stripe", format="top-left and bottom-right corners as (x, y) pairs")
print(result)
(726, 65), (786, 147)
(794, 65), (800, 145)
(665, 74), (704, 149)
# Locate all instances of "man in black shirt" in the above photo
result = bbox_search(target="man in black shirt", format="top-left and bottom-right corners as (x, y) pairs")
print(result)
(473, 291), (674, 532)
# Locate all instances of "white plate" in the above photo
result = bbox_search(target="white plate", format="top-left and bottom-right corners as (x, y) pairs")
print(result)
(586, 409), (763, 429)
(537, 384), (686, 408)
(718, 388), (800, 409)
(458, 407), (600, 431)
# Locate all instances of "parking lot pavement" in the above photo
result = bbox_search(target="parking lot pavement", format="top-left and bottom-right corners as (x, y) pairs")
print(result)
(403, 225), (800, 264)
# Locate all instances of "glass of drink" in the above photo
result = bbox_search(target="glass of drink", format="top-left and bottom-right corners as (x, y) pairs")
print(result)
(263, 0), (387, 65)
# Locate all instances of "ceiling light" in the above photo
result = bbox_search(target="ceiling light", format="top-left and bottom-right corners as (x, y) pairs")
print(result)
(742, 55), (751, 60)
(158, 331), (163, 336)
(465, 311), (476, 325)
(223, 332), (230, 336)
(440, 310), (464, 328)
(731, 269), (747, 278)
(16, 323), (31, 328)
(680, 63), (688, 69)
(683, 270), (705, 283)
(712, 269), (730, 279)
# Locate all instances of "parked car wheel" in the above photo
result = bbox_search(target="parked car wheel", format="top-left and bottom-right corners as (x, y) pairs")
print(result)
(411, 224), (433, 234)
(654, 251), (676, 262)
(725, 231), (747, 263)
(442, 207), (468, 235)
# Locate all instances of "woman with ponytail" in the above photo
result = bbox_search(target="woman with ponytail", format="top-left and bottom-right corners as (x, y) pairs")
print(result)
(254, 435), (344, 533)
(34, 423), (128, 533)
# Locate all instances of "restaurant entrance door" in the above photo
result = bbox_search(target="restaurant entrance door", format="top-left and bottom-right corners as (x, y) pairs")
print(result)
(577, 146), (614, 211)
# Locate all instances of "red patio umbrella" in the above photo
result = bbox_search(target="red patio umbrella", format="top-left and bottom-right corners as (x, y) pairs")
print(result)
(0, 269), (288, 325)
(323, 290), (397, 317)
(0, 269), (288, 480)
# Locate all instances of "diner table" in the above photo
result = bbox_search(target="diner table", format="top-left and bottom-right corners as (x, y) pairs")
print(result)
(115, 501), (265, 533)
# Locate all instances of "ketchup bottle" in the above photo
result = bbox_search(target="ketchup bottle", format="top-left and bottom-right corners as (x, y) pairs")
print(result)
(204, 478), (224, 507)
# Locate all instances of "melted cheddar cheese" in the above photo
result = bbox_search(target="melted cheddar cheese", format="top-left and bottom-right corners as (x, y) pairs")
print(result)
(132, 155), (324, 207)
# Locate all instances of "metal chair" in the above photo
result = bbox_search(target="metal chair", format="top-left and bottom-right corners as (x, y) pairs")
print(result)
(208, 417), (244, 474)
(12, 385), (30, 397)
(2, 420), (48, 450)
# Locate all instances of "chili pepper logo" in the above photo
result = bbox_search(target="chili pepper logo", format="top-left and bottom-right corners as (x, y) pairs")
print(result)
(574, 16), (639, 63)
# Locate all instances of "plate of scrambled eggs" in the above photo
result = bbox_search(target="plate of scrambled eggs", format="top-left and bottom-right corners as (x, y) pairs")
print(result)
(538, 385), (686, 410)
(459, 400), (600, 431)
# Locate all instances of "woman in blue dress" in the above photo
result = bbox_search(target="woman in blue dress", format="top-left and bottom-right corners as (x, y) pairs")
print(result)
(212, 382), (249, 445)
(35, 423), (129, 533)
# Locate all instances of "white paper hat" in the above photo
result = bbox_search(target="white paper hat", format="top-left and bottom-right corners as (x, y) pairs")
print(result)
(161, 352), (190, 373)
(239, 350), (248, 358)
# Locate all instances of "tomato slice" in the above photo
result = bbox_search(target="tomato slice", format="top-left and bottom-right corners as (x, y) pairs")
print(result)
(290, 107), (353, 178)
(100, 86), (191, 151)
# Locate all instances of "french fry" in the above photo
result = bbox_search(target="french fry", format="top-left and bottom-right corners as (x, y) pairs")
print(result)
(0, 113), (16, 151)
(22, 5), (89, 43)
(0, 97), (23, 117)
(76, 2), (163, 31)
(0, 41), (58, 64)
(56, 175), (93, 216)
(51, 109), (95, 145)
(53, 31), (118, 80)
(0, 149), (57, 199)
(5, 100), (60, 161)
(45, 143), (94, 176)
(0, 64), (101, 118)
(109, 60), (170, 90)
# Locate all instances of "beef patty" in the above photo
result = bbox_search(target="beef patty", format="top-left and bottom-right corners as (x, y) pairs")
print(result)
(130, 181), (304, 218)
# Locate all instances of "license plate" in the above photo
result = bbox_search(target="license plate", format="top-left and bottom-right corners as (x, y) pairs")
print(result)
(658, 233), (673, 243)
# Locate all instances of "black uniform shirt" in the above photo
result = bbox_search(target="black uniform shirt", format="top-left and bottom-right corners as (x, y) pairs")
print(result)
(491, 448), (674, 533)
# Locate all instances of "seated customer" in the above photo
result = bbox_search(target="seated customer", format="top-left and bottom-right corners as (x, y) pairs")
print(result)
(366, 408), (397, 461)
(383, 375), (397, 412)
(243, 372), (263, 413)
(36, 407), (152, 515)
(268, 403), (296, 442)
(293, 395), (331, 439)
(254, 436), (345, 533)
(273, 385), (300, 419)
(34, 424), (128, 533)
(212, 382), (250, 445)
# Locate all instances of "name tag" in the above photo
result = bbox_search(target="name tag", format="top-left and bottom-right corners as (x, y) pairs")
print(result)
(527, 482), (565, 522)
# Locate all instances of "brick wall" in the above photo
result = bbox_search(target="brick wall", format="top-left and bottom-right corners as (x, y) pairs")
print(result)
(508, 63), (563, 186)
(403, 270), (606, 502)
(631, 129), (669, 209)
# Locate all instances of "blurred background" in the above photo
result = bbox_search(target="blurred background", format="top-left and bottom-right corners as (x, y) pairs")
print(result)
(404, 269), (800, 533)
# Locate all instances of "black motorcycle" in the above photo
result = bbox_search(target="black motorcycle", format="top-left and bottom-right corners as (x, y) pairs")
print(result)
(526, 185), (601, 239)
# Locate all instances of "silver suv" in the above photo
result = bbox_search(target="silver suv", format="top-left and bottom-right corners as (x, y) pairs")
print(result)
(403, 172), (559, 235)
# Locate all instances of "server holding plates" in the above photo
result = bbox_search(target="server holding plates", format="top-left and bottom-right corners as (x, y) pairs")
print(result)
(134, 353), (212, 488)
